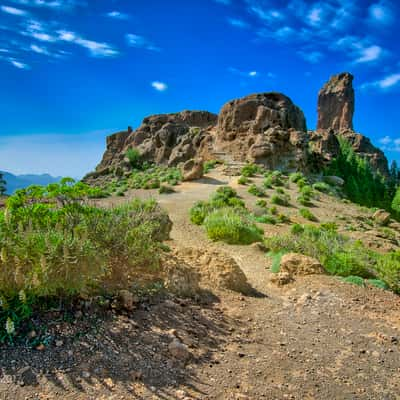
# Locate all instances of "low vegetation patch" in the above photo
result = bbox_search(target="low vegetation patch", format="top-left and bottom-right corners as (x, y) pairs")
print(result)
(241, 163), (262, 177)
(0, 180), (170, 343)
(265, 223), (400, 293)
(248, 184), (265, 197)
(299, 208), (318, 222)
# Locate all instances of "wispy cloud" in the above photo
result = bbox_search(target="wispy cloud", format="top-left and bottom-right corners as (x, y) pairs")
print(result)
(334, 36), (385, 64)
(106, 11), (130, 20)
(297, 50), (323, 64)
(228, 67), (270, 78)
(227, 18), (249, 29)
(1, 5), (28, 16)
(126, 34), (160, 52)
(377, 135), (400, 152)
(9, 59), (30, 69)
(369, 1), (394, 25)
(151, 81), (168, 91)
(10, 0), (86, 10)
(361, 73), (400, 91)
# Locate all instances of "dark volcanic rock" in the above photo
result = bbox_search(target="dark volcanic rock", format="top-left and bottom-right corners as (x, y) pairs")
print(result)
(317, 72), (354, 132)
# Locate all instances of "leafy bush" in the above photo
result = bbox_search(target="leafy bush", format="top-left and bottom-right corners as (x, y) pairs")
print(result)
(296, 178), (308, 189)
(189, 186), (245, 225)
(204, 208), (263, 244)
(255, 214), (276, 224)
(313, 181), (331, 193)
(256, 199), (267, 208)
(289, 172), (304, 183)
(269, 206), (278, 215)
(128, 167), (182, 190)
(367, 279), (389, 290)
(264, 171), (285, 187)
(300, 185), (314, 198)
(268, 251), (286, 273)
(204, 160), (219, 174)
(277, 213), (290, 223)
(241, 163), (261, 177)
(248, 184), (265, 197)
(271, 193), (290, 206)
(299, 208), (318, 222)
(297, 195), (313, 207)
(0, 183), (169, 341)
(238, 176), (250, 185)
(375, 252), (400, 293)
(126, 148), (143, 170)
(265, 224), (374, 278)
(0, 172), (6, 196)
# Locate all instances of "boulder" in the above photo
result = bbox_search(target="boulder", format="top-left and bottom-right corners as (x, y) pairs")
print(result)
(115, 290), (138, 311)
(373, 209), (391, 226)
(270, 271), (293, 286)
(182, 158), (204, 181)
(168, 339), (190, 361)
(317, 72), (354, 131)
(280, 253), (325, 276)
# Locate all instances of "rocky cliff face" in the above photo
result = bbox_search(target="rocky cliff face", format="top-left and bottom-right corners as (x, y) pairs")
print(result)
(316, 72), (388, 176)
(215, 92), (309, 171)
(87, 72), (389, 181)
(317, 72), (354, 131)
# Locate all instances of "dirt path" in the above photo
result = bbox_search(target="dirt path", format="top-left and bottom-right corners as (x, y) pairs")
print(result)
(1, 170), (400, 400)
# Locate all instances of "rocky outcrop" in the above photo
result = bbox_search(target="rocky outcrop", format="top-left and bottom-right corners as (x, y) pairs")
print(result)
(316, 72), (389, 177)
(94, 110), (218, 174)
(87, 72), (389, 182)
(215, 93), (310, 171)
(182, 158), (204, 181)
(317, 72), (354, 131)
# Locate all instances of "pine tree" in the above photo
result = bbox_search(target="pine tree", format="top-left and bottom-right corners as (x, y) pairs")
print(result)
(0, 173), (6, 196)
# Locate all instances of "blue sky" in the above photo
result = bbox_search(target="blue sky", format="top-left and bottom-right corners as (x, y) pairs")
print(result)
(0, 0), (399, 177)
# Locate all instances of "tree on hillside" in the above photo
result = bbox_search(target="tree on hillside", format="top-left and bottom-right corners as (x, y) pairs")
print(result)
(0, 173), (6, 196)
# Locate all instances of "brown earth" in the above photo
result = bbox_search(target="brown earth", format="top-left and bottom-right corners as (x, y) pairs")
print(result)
(1, 168), (400, 400)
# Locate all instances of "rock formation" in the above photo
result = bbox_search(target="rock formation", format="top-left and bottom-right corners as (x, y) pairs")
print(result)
(86, 72), (389, 182)
(316, 72), (388, 176)
(215, 92), (310, 171)
(317, 72), (354, 131)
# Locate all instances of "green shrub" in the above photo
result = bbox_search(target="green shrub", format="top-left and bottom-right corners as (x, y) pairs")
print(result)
(204, 160), (219, 174)
(313, 182), (331, 193)
(277, 213), (290, 223)
(271, 194), (290, 206)
(375, 252), (400, 293)
(126, 148), (143, 170)
(256, 199), (267, 208)
(290, 223), (304, 234)
(300, 185), (314, 198)
(326, 137), (390, 210)
(204, 208), (263, 244)
(265, 224), (374, 278)
(190, 201), (212, 225)
(289, 172), (304, 183)
(159, 185), (175, 194)
(269, 206), (278, 215)
(276, 187), (285, 195)
(297, 195), (313, 207)
(299, 208), (318, 222)
(296, 178), (308, 189)
(128, 167), (182, 190)
(268, 251), (286, 273)
(0, 184), (169, 342)
(255, 214), (276, 224)
(340, 276), (365, 287)
(238, 176), (250, 185)
(241, 163), (261, 177)
(367, 279), (389, 290)
(248, 184), (265, 197)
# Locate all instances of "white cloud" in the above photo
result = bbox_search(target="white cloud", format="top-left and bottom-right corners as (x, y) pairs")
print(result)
(151, 81), (168, 91)
(369, 1), (394, 25)
(73, 37), (118, 57)
(361, 73), (400, 91)
(30, 43), (49, 55)
(379, 136), (392, 145)
(1, 5), (28, 16)
(249, 71), (257, 77)
(9, 59), (30, 69)
(307, 6), (323, 26)
(227, 18), (248, 28)
(355, 45), (383, 63)
(126, 34), (160, 52)
(10, 0), (85, 10)
(214, 0), (231, 4)
(106, 11), (129, 20)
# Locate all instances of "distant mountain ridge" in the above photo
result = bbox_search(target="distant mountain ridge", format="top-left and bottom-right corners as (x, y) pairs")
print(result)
(1, 171), (62, 194)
